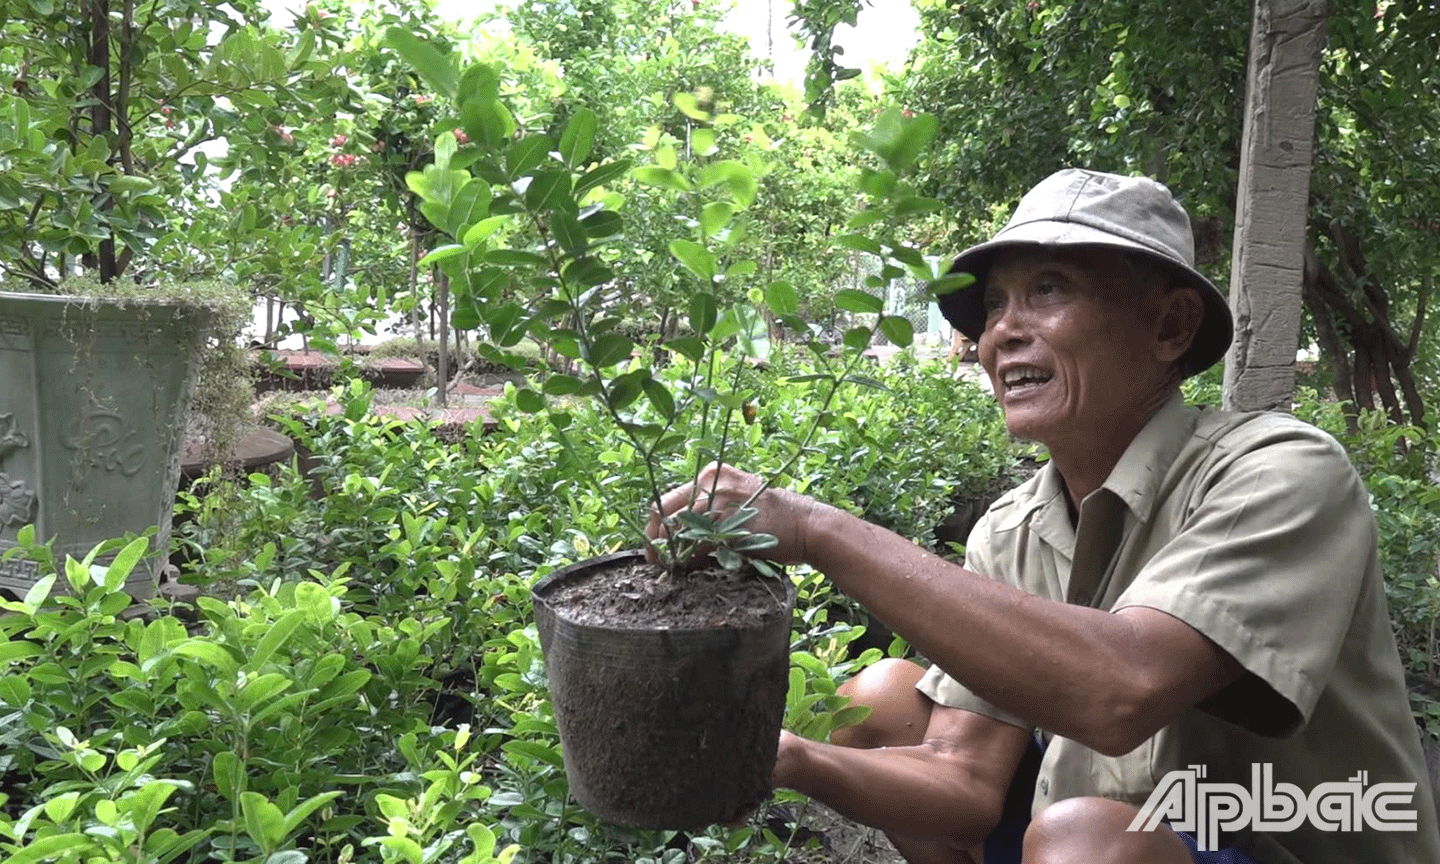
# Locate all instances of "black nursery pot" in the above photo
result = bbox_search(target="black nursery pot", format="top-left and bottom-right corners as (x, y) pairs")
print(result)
(531, 550), (796, 830)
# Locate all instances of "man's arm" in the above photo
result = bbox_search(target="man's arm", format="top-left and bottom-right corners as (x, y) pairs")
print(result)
(777, 704), (1033, 848)
(803, 507), (1244, 757)
(646, 463), (1245, 757)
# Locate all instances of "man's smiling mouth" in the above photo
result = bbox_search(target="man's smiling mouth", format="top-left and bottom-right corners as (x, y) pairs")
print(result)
(1001, 365), (1053, 395)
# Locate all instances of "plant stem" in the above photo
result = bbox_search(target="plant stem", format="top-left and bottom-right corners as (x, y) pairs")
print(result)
(519, 201), (667, 560)
(741, 348), (868, 511)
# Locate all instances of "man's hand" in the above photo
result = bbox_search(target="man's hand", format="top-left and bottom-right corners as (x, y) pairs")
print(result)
(643, 462), (827, 567)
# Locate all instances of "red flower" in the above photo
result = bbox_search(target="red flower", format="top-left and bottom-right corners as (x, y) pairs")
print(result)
(452, 129), (470, 144)
(414, 94), (432, 105)
(331, 133), (348, 147)
(329, 153), (359, 168)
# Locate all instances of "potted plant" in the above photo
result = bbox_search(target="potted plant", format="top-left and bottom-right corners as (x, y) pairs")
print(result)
(392, 33), (963, 829)
(0, 4), (314, 596)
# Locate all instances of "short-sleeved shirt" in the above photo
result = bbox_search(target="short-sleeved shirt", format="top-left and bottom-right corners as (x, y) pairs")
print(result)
(917, 391), (1440, 863)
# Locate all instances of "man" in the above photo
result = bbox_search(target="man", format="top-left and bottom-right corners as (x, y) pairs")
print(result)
(646, 169), (1440, 863)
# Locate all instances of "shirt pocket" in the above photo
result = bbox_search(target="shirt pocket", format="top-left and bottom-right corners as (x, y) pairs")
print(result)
(1091, 736), (1158, 805)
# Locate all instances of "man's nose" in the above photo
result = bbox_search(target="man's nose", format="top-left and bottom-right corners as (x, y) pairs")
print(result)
(985, 298), (1029, 346)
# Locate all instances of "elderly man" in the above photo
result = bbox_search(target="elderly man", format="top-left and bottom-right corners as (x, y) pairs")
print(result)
(647, 169), (1440, 863)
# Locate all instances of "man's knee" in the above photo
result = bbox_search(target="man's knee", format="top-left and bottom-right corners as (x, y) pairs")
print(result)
(831, 657), (931, 749)
(1022, 797), (1192, 864)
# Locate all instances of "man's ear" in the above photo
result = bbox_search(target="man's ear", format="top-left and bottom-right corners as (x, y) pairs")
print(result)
(1152, 287), (1204, 364)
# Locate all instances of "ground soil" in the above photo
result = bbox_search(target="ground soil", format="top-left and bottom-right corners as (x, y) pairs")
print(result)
(544, 559), (789, 630)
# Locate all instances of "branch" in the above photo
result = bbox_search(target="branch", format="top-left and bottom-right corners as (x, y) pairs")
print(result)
(116, 0), (135, 175)
(1407, 273), (1432, 361)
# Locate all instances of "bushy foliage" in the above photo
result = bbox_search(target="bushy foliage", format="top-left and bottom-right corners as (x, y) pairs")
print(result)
(0, 356), (1015, 863)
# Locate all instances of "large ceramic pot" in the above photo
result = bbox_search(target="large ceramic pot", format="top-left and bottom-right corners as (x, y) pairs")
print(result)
(532, 550), (795, 830)
(0, 292), (207, 598)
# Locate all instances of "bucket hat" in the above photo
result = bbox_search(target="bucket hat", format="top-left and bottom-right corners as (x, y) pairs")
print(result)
(937, 168), (1233, 376)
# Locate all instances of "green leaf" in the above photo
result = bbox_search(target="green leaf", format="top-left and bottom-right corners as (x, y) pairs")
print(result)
(525, 170), (573, 211)
(102, 536), (149, 591)
(23, 573), (55, 609)
(464, 98), (517, 149)
(765, 281), (799, 316)
(844, 374), (889, 390)
(514, 388), (545, 413)
(643, 380), (675, 420)
(700, 201), (734, 237)
(689, 292), (718, 335)
(895, 196), (944, 218)
(670, 239), (715, 281)
(562, 257), (614, 286)
(6, 833), (89, 864)
(843, 326), (873, 352)
(632, 166), (691, 192)
(0, 639), (42, 664)
(281, 791), (344, 838)
(673, 92), (712, 122)
(928, 271), (976, 297)
(542, 374), (586, 396)
(692, 127), (717, 156)
(580, 209), (623, 240)
(107, 174), (157, 195)
(462, 215), (507, 248)
(418, 244), (469, 267)
(238, 672), (292, 712)
(446, 180), (488, 233)
(835, 289), (884, 314)
(663, 336), (705, 363)
(44, 791), (81, 823)
(550, 211), (587, 256)
(575, 159), (633, 197)
(587, 334), (634, 368)
(485, 249), (547, 268)
(384, 28), (458, 98)
(506, 134), (554, 177)
(836, 234), (884, 256)
(503, 739), (565, 768)
(878, 316), (914, 347)
(559, 108), (598, 167)
(241, 792), (286, 854)
(174, 639), (239, 676)
(698, 160), (757, 207)
(213, 751), (244, 802)
(248, 610), (305, 671)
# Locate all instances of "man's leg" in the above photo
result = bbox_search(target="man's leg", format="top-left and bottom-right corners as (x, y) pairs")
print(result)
(1021, 797), (1192, 864)
(828, 658), (980, 864)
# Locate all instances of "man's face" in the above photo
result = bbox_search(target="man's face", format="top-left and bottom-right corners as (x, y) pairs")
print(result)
(977, 247), (1167, 450)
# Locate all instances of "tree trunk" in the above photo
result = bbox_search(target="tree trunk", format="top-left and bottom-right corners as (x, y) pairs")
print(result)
(88, 0), (118, 283)
(1221, 0), (1327, 413)
(436, 269), (449, 408)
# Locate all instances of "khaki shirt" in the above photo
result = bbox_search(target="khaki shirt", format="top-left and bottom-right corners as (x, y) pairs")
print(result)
(917, 392), (1440, 863)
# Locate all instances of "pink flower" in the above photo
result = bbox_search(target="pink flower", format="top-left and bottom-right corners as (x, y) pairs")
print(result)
(329, 153), (358, 168)
(414, 94), (432, 105)
(274, 125), (294, 145)
(453, 129), (470, 144)
(331, 134), (348, 147)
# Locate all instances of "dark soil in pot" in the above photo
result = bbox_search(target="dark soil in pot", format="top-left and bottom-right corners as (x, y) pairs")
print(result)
(532, 550), (794, 830)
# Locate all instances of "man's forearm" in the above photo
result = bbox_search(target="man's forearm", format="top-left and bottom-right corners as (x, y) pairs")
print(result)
(802, 504), (1153, 754)
(779, 735), (999, 846)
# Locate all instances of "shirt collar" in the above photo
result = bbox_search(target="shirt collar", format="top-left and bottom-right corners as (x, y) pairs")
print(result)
(997, 389), (1198, 551)
(1098, 389), (1198, 522)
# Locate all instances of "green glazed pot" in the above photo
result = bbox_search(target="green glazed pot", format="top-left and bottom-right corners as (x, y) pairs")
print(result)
(0, 292), (208, 599)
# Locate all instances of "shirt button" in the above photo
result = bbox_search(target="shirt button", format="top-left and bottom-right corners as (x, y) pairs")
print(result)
(1039, 779), (1049, 795)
